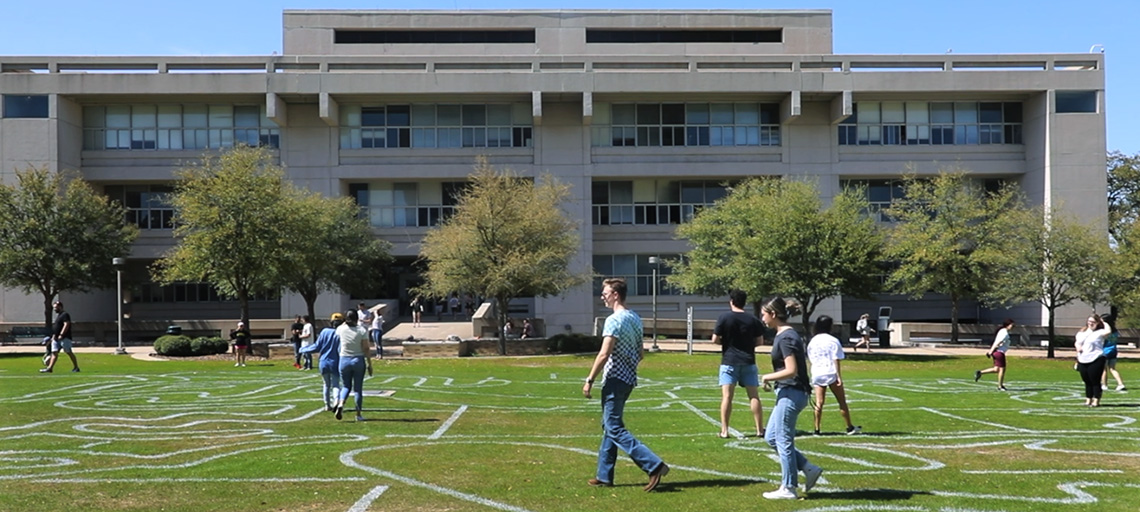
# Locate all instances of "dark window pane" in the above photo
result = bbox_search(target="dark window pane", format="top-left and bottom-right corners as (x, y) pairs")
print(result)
(661, 103), (685, 124)
(3, 95), (49, 118)
(387, 105), (410, 126)
(979, 102), (1003, 123)
(636, 104), (660, 124)
(1003, 102), (1023, 122)
(1056, 91), (1097, 113)
(361, 107), (385, 126)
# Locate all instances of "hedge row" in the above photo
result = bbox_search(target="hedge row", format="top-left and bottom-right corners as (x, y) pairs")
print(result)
(546, 333), (603, 354)
(153, 335), (230, 357)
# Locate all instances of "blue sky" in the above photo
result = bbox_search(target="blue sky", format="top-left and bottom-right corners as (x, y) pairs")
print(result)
(3, 0), (1138, 154)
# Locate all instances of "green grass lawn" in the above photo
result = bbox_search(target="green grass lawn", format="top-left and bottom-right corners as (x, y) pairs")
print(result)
(1, 351), (1137, 511)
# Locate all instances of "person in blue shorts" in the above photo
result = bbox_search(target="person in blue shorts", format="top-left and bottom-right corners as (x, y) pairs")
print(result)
(712, 289), (765, 439)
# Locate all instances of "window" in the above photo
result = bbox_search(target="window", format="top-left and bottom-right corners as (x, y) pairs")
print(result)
(592, 179), (732, 225)
(592, 102), (780, 147)
(105, 185), (175, 230)
(592, 254), (683, 296)
(3, 95), (48, 118)
(83, 104), (279, 150)
(135, 281), (278, 303)
(354, 182), (467, 228)
(336, 30), (535, 44)
(838, 101), (1022, 146)
(842, 179), (905, 222)
(586, 29), (781, 44)
(1055, 91), (1097, 113)
(340, 103), (532, 149)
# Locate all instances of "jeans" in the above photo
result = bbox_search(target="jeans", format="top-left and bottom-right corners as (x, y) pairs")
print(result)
(320, 362), (341, 408)
(370, 329), (383, 358)
(338, 356), (366, 412)
(302, 352), (313, 369)
(765, 386), (810, 489)
(595, 378), (664, 484)
(1078, 357), (1107, 399)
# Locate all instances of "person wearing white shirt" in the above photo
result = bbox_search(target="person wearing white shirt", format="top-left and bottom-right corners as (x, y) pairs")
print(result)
(335, 310), (373, 421)
(806, 315), (860, 436)
(974, 319), (1014, 390)
(1075, 314), (1112, 407)
(299, 315), (316, 370)
(370, 310), (384, 359)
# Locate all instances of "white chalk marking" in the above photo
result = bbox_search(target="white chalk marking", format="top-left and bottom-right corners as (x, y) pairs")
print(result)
(347, 485), (389, 512)
(429, 405), (468, 440)
(920, 407), (1032, 433)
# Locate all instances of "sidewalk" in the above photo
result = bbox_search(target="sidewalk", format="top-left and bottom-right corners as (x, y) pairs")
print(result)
(0, 345), (166, 361)
(644, 340), (1140, 359)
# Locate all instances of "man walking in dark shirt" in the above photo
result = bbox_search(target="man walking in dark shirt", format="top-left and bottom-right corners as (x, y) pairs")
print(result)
(41, 300), (80, 373)
(712, 289), (765, 438)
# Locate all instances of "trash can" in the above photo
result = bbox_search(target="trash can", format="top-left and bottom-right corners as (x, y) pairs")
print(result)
(165, 325), (182, 336)
(876, 306), (892, 348)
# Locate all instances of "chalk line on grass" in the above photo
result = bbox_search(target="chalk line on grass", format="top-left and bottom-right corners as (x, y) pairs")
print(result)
(429, 405), (468, 440)
(347, 485), (389, 512)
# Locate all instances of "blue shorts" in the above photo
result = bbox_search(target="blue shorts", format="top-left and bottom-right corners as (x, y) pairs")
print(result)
(719, 364), (760, 387)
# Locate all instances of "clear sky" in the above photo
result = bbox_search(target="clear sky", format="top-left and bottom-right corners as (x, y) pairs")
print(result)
(3, 0), (1137, 154)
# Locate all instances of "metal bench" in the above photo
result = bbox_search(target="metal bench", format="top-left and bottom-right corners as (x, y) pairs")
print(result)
(5, 326), (52, 345)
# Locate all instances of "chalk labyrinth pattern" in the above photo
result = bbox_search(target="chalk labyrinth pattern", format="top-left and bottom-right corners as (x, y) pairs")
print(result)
(1, 372), (1138, 512)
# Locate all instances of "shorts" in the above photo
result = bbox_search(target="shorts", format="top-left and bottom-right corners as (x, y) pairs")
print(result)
(718, 364), (759, 387)
(50, 338), (73, 354)
(992, 351), (1007, 368)
(811, 374), (838, 387)
(233, 343), (248, 351)
(1105, 352), (1117, 369)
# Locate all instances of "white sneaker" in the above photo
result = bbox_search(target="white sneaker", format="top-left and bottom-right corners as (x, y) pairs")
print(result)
(763, 487), (798, 500)
(1117, 385), (1127, 392)
(235, 363), (240, 367)
(1102, 384), (1108, 391)
(803, 463), (823, 492)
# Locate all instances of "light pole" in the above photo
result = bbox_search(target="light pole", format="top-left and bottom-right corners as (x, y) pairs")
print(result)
(113, 257), (127, 355)
(649, 256), (660, 352)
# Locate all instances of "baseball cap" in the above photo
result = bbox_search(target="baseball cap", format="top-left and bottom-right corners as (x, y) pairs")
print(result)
(330, 312), (345, 322)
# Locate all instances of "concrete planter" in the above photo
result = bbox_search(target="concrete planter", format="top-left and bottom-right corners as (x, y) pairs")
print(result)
(402, 340), (470, 358)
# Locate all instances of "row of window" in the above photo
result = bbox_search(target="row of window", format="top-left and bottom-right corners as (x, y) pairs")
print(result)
(592, 180), (730, 225)
(340, 104), (533, 149)
(592, 102), (782, 147)
(838, 101), (1023, 146)
(105, 185), (175, 230)
(592, 254), (682, 296)
(82, 105), (280, 150)
(133, 282), (278, 303)
(351, 182), (467, 228)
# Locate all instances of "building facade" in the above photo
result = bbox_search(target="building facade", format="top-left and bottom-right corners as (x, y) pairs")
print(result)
(0, 10), (1106, 334)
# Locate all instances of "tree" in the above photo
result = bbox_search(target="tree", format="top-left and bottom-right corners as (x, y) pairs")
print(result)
(418, 157), (588, 355)
(886, 171), (1027, 343)
(669, 178), (883, 330)
(153, 145), (300, 324)
(0, 167), (138, 326)
(1107, 150), (1140, 245)
(987, 209), (1117, 358)
(278, 191), (393, 322)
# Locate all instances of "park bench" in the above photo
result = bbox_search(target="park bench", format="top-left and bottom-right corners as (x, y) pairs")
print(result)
(4, 326), (52, 345)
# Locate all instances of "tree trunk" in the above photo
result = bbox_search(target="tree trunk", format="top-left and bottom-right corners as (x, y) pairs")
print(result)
(950, 293), (960, 344)
(238, 289), (250, 326)
(496, 295), (509, 356)
(41, 290), (53, 329)
(1046, 306), (1056, 359)
(301, 286), (318, 327)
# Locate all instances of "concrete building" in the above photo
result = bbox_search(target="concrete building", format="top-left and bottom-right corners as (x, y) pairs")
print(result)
(0, 9), (1106, 335)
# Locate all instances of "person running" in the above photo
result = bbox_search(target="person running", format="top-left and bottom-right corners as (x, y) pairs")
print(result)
(230, 321), (250, 367)
(1101, 316), (1127, 392)
(711, 289), (765, 439)
(1075, 314), (1111, 407)
(41, 300), (80, 373)
(853, 313), (874, 352)
(583, 278), (669, 492)
(759, 297), (822, 500)
(300, 313), (343, 411)
(335, 310), (372, 422)
(299, 315), (315, 370)
(975, 319), (1015, 391)
(807, 315), (861, 436)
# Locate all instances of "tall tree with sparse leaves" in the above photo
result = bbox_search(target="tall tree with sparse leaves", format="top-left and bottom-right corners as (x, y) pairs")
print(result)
(986, 208), (1118, 358)
(418, 157), (588, 355)
(670, 178), (883, 330)
(153, 145), (300, 325)
(278, 191), (393, 322)
(886, 171), (1027, 343)
(0, 167), (138, 327)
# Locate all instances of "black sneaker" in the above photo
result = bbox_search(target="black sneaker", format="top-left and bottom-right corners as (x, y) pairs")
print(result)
(974, 370), (982, 382)
(39, 368), (52, 373)
(846, 425), (862, 435)
(71, 368), (80, 373)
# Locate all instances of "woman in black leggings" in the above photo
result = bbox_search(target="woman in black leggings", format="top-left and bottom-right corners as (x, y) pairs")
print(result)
(1075, 314), (1111, 407)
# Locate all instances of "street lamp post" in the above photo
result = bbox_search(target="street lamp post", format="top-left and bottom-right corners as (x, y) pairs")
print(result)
(113, 257), (127, 355)
(649, 256), (660, 352)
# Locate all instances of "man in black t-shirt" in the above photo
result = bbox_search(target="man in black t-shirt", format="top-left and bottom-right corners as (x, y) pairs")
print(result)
(41, 300), (80, 373)
(290, 315), (304, 369)
(711, 289), (765, 438)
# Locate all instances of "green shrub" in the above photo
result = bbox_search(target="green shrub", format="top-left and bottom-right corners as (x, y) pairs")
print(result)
(547, 333), (603, 354)
(154, 335), (229, 357)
